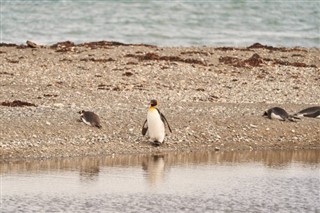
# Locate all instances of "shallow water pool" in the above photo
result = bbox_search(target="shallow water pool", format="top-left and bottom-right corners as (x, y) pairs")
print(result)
(1, 150), (319, 212)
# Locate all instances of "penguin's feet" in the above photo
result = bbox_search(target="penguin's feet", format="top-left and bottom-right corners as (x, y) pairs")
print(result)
(152, 141), (161, 147)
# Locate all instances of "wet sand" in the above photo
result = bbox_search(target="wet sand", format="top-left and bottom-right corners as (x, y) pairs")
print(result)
(0, 41), (319, 161)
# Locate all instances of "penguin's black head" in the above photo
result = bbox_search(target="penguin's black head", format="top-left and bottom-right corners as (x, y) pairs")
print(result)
(263, 111), (268, 117)
(78, 110), (85, 115)
(150, 99), (158, 107)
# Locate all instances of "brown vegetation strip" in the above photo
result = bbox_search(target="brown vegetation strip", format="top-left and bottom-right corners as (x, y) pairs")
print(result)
(48, 40), (157, 52)
(0, 72), (14, 76)
(219, 53), (264, 67)
(49, 40), (156, 50)
(1, 100), (37, 107)
(0, 43), (38, 49)
(214, 47), (250, 52)
(211, 43), (307, 52)
(273, 60), (317, 68)
(1, 41), (307, 54)
(43, 94), (58, 97)
(212, 42), (306, 52)
(123, 71), (134, 77)
(0, 43), (19, 47)
(219, 53), (317, 68)
(50, 41), (75, 49)
(80, 58), (115, 62)
(180, 51), (211, 56)
(1, 40), (156, 52)
(125, 52), (207, 66)
(247, 42), (307, 52)
(6, 58), (19, 63)
(77, 41), (156, 48)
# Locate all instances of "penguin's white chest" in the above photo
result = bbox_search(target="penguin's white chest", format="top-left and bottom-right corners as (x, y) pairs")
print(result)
(147, 109), (165, 142)
(270, 112), (284, 121)
(81, 117), (92, 126)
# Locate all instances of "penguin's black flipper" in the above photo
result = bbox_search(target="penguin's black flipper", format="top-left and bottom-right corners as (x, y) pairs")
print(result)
(142, 119), (148, 136)
(295, 106), (320, 117)
(303, 110), (320, 118)
(160, 112), (172, 133)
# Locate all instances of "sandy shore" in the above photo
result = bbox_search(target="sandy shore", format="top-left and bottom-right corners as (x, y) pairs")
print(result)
(0, 41), (319, 161)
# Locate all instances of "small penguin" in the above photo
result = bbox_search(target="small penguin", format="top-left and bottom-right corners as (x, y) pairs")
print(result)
(78, 110), (102, 128)
(142, 99), (172, 146)
(293, 106), (320, 119)
(263, 107), (296, 121)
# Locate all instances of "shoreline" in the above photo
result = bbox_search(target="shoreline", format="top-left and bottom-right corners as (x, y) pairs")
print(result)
(1, 41), (319, 162)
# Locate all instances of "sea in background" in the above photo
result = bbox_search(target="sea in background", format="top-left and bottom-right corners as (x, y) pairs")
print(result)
(1, 0), (319, 47)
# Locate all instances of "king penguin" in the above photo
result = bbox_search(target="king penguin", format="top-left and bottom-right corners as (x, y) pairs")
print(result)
(142, 99), (172, 146)
(263, 107), (296, 121)
(78, 110), (102, 128)
(293, 106), (320, 119)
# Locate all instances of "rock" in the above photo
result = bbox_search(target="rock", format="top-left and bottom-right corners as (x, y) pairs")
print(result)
(26, 40), (38, 48)
(53, 103), (64, 108)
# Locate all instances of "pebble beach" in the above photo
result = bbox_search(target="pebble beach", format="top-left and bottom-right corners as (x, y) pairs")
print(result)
(0, 41), (319, 161)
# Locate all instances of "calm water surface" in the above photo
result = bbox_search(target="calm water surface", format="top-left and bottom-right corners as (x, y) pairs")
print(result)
(1, 150), (320, 212)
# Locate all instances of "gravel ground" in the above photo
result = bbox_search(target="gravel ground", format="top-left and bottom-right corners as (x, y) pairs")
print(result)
(0, 41), (319, 161)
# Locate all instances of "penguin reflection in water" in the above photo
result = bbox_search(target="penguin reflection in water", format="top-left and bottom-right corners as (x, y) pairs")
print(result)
(142, 100), (172, 146)
(78, 110), (102, 128)
(263, 107), (297, 122)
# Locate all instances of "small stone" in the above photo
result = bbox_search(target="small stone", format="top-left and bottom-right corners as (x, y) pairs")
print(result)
(26, 40), (38, 48)
(250, 124), (257, 128)
(53, 103), (64, 108)
(70, 103), (77, 109)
